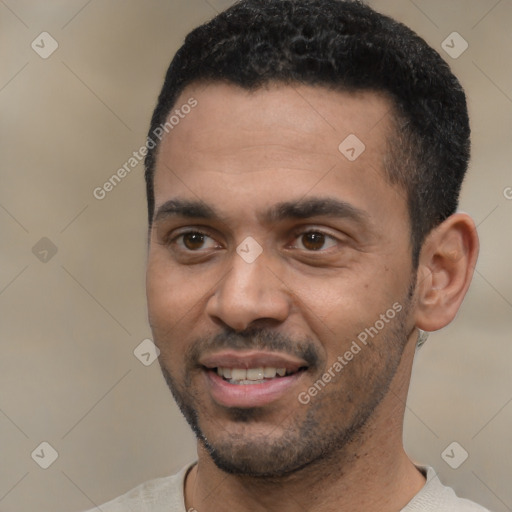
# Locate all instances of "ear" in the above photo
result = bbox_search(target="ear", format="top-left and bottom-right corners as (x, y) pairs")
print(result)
(414, 212), (479, 332)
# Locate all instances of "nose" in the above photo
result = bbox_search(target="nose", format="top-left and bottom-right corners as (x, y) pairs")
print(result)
(205, 249), (291, 332)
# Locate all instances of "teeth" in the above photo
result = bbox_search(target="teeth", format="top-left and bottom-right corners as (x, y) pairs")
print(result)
(264, 367), (277, 378)
(247, 368), (264, 380)
(231, 368), (247, 381)
(216, 367), (289, 381)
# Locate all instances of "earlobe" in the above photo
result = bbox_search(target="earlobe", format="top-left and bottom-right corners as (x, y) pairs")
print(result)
(414, 213), (479, 332)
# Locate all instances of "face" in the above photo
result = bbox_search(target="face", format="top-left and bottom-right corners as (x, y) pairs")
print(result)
(146, 82), (417, 477)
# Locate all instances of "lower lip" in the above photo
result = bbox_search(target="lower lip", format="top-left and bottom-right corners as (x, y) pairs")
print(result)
(204, 369), (305, 408)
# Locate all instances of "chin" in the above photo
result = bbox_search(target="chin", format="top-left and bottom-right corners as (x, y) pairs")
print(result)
(204, 440), (315, 478)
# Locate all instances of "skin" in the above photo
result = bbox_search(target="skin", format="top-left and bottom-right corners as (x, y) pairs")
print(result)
(146, 82), (479, 512)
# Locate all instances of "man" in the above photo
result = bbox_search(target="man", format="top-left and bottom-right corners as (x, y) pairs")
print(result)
(85, 0), (488, 510)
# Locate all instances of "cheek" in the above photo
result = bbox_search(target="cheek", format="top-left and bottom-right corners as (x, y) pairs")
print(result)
(320, 279), (376, 327)
(291, 264), (404, 350)
(146, 261), (198, 371)
(146, 251), (204, 332)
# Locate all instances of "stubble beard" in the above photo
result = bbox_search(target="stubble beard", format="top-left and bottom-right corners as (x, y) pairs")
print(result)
(156, 287), (414, 478)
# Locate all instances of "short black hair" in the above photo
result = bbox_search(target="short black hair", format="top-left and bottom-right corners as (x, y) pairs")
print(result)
(144, 0), (470, 266)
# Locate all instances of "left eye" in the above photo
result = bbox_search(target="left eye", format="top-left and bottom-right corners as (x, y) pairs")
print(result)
(293, 231), (338, 251)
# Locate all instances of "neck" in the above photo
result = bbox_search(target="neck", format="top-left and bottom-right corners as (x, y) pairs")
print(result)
(185, 337), (425, 512)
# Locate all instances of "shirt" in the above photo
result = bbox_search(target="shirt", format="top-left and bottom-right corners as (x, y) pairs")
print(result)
(82, 462), (491, 511)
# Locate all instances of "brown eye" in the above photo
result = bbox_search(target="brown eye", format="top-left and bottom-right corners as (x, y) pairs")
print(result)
(301, 232), (326, 251)
(182, 232), (207, 250)
(167, 230), (222, 258)
(292, 230), (338, 252)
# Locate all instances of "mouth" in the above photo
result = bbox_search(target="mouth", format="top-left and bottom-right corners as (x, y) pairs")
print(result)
(199, 350), (309, 408)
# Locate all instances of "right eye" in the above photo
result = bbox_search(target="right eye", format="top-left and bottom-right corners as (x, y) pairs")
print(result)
(171, 231), (221, 251)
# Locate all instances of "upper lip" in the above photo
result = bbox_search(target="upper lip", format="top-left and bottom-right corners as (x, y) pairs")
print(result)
(199, 350), (308, 372)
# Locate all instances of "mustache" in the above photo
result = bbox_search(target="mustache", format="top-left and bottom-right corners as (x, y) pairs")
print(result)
(186, 326), (320, 369)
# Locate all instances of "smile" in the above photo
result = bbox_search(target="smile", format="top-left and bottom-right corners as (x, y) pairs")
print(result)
(215, 366), (306, 385)
(199, 350), (309, 407)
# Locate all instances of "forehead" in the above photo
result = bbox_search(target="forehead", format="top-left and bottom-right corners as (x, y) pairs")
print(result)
(159, 81), (393, 164)
(152, 82), (404, 227)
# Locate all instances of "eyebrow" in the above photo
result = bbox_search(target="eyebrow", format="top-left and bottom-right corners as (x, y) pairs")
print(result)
(263, 196), (369, 225)
(153, 196), (369, 226)
(154, 199), (219, 224)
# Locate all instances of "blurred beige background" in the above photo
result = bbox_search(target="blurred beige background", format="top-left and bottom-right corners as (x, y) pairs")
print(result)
(0, 1), (511, 511)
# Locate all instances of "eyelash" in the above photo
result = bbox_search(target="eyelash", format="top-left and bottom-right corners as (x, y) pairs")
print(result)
(167, 228), (340, 252)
